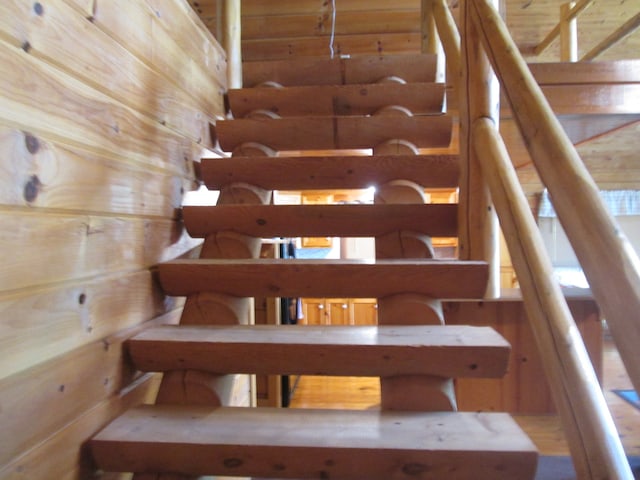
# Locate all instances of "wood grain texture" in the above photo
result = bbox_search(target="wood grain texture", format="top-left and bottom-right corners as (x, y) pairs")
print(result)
(445, 297), (602, 414)
(528, 60), (640, 85)
(0, 0), (224, 475)
(128, 324), (511, 378)
(0, 37), (198, 176)
(91, 405), (538, 479)
(242, 53), (437, 87)
(0, 126), (191, 216)
(216, 115), (453, 152)
(472, 0), (640, 411)
(239, 10), (421, 40)
(0, 0), (222, 142)
(158, 258), (489, 298)
(227, 82), (445, 118)
(470, 109), (626, 479)
(243, 33), (423, 61)
(201, 154), (460, 190)
(0, 372), (162, 480)
(0, 211), (199, 293)
(92, 0), (227, 100)
(0, 310), (179, 469)
(183, 204), (458, 238)
(0, 270), (182, 380)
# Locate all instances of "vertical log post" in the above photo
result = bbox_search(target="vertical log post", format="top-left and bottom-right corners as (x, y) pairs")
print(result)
(422, 0), (446, 83)
(560, 2), (578, 62)
(459, 0), (500, 298)
(221, 0), (242, 89)
(373, 109), (456, 411)
(431, 0), (461, 95)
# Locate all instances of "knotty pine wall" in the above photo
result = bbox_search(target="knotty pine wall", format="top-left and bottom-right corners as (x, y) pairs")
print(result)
(0, 0), (226, 477)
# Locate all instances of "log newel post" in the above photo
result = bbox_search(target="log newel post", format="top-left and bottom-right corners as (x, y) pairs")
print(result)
(459, 0), (500, 298)
(221, 0), (242, 89)
(422, 0), (446, 83)
(560, 2), (578, 62)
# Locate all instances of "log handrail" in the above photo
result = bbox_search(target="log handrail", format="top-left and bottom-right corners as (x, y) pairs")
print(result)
(461, 0), (639, 478)
(472, 118), (633, 480)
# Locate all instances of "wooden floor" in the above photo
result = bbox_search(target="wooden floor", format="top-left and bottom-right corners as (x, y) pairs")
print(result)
(289, 334), (640, 457)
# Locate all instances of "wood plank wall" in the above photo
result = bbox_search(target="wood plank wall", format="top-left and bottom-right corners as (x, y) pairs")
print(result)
(0, 0), (226, 477)
(190, 0), (425, 60)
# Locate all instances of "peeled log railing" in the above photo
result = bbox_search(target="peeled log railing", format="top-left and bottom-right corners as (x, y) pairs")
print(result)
(432, 0), (639, 478)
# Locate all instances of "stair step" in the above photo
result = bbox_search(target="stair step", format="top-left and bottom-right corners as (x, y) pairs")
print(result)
(243, 53), (438, 87)
(128, 324), (511, 378)
(91, 405), (538, 479)
(158, 259), (488, 299)
(214, 115), (452, 153)
(183, 204), (457, 238)
(200, 155), (460, 190)
(228, 82), (445, 118)
(201, 154), (459, 190)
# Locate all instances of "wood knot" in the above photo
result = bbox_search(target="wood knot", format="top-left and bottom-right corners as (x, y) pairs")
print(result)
(402, 463), (429, 476)
(24, 175), (42, 203)
(24, 133), (40, 154)
(223, 458), (243, 468)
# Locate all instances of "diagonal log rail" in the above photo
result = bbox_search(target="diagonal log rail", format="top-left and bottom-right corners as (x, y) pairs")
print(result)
(581, 11), (640, 61)
(472, 118), (633, 480)
(464, 0), (639, 478)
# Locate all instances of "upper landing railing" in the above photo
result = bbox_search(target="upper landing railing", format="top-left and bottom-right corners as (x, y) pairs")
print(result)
(533, 0), (640, 62)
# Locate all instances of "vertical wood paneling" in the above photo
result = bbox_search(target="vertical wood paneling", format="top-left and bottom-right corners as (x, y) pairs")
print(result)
(0, 0), (226, 474)
(446, 297), (602, 414)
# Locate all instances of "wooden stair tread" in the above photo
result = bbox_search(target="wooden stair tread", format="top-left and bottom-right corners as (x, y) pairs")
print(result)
(128, 324), (511, 378)
(182, 204), (458, 238)
(214, 115), (453, 152)
(91, 405), (538, 479)
(227, 83), (445, 118)
(200, 154), (459, 190)
(158, 259), (488, 299)
(242, 53), (438, 87)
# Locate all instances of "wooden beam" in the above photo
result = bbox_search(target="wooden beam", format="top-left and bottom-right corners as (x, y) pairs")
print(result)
(242, 54), (437, 87)
(528, 60), (640, 85)
(128, 324), (511, 378)
(581, 11), (640, 61)
(158, 259), (489, 299)
(421, 0), (439, 54)
(200, 154), (460, 190)
(215, 116), (453, 152)
(227, 83), (445, 118)
(221, 0), (242, 88)
(183, 204), (458, 238)
(459, 0), (500, 297)
(560, 2), (578, 62)
(91, 405), (538, 479)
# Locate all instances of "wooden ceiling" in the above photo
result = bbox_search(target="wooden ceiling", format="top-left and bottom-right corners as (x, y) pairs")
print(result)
(188, 0), (640, 198)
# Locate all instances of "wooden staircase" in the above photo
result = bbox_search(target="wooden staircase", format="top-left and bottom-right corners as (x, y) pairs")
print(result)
(91, 54), (538, 479)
